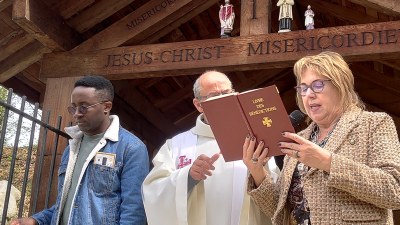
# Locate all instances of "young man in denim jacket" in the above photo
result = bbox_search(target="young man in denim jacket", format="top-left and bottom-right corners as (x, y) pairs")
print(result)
(11, 76), (149, 225)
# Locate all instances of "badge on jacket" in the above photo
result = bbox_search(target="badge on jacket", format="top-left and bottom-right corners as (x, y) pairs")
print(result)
(94, 152), (116, 168)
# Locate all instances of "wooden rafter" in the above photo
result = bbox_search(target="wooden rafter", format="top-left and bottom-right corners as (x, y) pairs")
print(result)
(113, 80), (178, 135)
(0, 33), (34, 61)
(348, 0), (400, 16)
(67, 0), (135, 33)
(296, 0), (385, 24)
(0, 0), (12, 12)
(112, 94), (165, 151)
(351, 63), (400, 96)
(56, 0), (95, 19)
(73, 0), (219, 52)
(136, 1), (220, 45)
(12, 0), (82, 51)
(0, 41), (50, 82)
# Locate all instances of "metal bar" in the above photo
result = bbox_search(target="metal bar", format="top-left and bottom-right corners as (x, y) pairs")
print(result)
(1, 96), (26, 225)
(18, 103), (39, 217)
(0, 89), (13, 165)
(0, 97), (69, 139)
(44, 116), (62, 209)
(30, 111), (50, 214)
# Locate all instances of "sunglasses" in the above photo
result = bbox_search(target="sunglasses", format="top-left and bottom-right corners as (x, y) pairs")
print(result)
(67, 101), (106, 115)
(294, 79), (331, 96)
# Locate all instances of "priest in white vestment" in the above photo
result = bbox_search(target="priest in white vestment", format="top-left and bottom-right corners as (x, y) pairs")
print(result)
(142, 71), (279, 225)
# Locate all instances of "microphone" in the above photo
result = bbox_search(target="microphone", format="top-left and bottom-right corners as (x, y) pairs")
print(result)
(275, 110), (307, 170)
(289, 110), (306, 128)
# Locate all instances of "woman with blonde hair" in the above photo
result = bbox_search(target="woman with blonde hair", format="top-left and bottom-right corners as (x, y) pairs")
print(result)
(243, 51), (400, 225)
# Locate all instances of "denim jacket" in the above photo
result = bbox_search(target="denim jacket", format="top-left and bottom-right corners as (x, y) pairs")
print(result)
(32, 115), (149, 225)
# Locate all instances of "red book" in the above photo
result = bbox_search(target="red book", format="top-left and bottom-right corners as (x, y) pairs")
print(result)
(201, 85), (294, 162)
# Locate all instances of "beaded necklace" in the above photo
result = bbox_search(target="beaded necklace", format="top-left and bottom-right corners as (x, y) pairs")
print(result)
(298, 122), (338, 175)
(310, 123), (337, 147)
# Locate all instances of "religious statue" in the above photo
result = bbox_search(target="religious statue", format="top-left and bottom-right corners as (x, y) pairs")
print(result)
(219, 0), (235, 38)
(304, 5), (315, 30)
(277, 0), (295, 33)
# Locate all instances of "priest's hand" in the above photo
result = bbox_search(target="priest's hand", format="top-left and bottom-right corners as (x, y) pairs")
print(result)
(189, 153), (220, 181)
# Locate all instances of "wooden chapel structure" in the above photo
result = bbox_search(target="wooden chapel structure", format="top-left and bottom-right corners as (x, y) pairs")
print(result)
(1, 0), (400, 221)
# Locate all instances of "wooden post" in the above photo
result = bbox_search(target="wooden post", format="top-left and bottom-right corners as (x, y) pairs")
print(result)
(240, 0), (270, 35)
(30, 77), (79, 213)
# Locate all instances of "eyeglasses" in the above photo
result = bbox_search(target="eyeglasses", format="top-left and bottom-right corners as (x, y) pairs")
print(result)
(67, 101), (106, 115)
(294, 79), (331, 96)
(198, 89), (235, 100)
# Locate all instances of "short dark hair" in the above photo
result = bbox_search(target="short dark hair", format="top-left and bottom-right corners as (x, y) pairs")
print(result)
(74, 75), (114, 101)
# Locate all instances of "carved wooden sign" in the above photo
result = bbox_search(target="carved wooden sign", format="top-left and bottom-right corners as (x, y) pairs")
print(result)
(41, 21), (400, 79)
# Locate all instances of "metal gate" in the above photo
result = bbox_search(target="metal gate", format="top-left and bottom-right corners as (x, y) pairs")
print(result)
(0, 88), (69, 225)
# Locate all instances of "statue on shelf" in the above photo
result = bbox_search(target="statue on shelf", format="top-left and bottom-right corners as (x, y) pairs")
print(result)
(219, 0), (235, 38)
(277, 0), (295, 33)
(304, 5), (315, 30)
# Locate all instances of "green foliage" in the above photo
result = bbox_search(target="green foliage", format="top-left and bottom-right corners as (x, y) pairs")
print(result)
(0, 86), (8, 130)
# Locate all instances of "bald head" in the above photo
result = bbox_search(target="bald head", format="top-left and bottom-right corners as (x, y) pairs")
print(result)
(193, 70), (232, 100)
(192, 71), (233, 118)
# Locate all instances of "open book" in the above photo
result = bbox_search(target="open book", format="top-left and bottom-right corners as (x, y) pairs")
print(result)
(201, 85), (294, 162)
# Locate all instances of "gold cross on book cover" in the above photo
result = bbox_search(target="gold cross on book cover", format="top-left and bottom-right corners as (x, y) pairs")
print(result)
(201, 85), (294, 162)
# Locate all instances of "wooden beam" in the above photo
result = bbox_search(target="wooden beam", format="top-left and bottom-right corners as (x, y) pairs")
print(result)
(41, 21), (400, 79)
(137, 1), (219, 45)
(113, 80), (178, 135)
(240, 0), (270, 36)
(67, 0), (134, 33)
(12, 0), (82, 51)
(0, 0), (12, 12)
(296, 0), (385, 24)
(112, 94), (165, 151)
(57, 0), (95, 19)
(0, 41), (50, 82)
(154, 85), (193, 112)
(73, 0), (219, 51)
(0, 32), (35, 61)
(351, 63), (400, 96)
(379, 60), (400, 71)
(348, 0), (400, 16)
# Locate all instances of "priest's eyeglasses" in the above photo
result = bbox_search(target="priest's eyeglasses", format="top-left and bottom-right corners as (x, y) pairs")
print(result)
(294, 79), (331, 96)
(67, 101), (106, 115)
(198, 89), (235, 100)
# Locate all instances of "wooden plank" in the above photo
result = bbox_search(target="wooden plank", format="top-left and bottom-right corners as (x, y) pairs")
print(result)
(0, 0), (12, 12)
(351, 63), (400, 96)
(137, 0), (219, 46)
(0, 41), (50, 82)
(0, 32), (34, 61)
(73, 0), (219, 51)
(41, 20), (400, 80)
(348, 0), (400, 16)
(296, 0), (385, 24)
(113, 80), (178, 135)
(67, 0), (134, 33)
(112, 94), (165, 151)
(379, 60), (400, 71)
(31, 76), (77, 212)
(12, 0), (82, 51)
(58, 0), (95, 19)
(240, 0), (270, 35)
